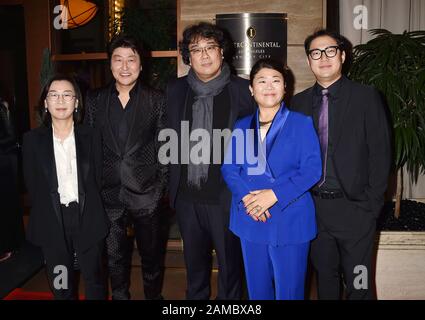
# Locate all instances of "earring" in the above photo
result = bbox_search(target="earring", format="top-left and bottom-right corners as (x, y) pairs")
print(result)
(74, 108), (78, 113)
(44, 108), (48, 113)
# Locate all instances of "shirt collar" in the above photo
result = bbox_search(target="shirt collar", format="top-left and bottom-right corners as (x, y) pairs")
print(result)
(111, 80), (139, 98)
(52, 123), (75, 143)
(313, 75), (344, 98)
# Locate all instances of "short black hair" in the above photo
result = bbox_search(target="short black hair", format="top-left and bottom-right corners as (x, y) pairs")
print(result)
(249, 58), (287, 86)
(38, 74), (83, 126)
(108, 34), (144, 63)
(179, 22), (230, 65)
(304, 29), (346, 55)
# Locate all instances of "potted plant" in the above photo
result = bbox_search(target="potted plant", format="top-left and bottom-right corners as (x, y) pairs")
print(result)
(349, 29), (425, 299)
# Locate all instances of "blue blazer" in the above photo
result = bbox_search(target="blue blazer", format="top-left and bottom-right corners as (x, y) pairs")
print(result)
(221, 105), (322, 246)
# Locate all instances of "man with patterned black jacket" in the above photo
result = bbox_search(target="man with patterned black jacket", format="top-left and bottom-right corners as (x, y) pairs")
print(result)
(84, 35), (167, 300)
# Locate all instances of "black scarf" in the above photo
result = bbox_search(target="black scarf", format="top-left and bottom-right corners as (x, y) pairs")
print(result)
(186, 62), (231, 189)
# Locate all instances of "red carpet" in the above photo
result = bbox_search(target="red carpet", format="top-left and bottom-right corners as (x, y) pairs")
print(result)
(3, 288), (92, 300)
(4, 288), (54, 300)
(3, 289), (114, 300)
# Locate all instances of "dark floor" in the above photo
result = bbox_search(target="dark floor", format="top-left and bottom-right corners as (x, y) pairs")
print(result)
(18, 241), (213, 300)
(5, 215), (317, 300)
(16, 240), (317, 300)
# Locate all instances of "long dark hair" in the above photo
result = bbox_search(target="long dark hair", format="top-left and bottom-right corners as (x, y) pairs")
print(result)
(38, 74), (83, 127)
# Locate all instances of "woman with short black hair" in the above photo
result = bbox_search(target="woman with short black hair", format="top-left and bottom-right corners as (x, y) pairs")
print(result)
(222, 59), (322, 299)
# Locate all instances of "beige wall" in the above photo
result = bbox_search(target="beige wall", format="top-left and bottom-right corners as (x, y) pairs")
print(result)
(178, 0), (326, 93)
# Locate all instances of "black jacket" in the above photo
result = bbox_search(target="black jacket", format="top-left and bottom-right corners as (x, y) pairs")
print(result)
(166, 74), (256, 208)
(290, 76), (391, 216)
(85, 82), (168, 212)
(22, 125), (109, 252)
(0, 101), (16, 154)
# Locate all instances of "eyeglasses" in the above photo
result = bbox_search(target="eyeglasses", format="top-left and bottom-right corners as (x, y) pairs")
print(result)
(46, 93), (76, 102)
(189, 45), (220, 56)
(308, 46), (340, 60)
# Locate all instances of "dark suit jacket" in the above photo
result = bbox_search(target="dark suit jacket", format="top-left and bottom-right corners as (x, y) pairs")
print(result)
(22, 124), (109, 252)
(0, 101), (16, 154)
(85, 81), (168, 212)
(290, 76), (391, 217)
(166, 74), (256, 209)
(0, 101), (23, 253)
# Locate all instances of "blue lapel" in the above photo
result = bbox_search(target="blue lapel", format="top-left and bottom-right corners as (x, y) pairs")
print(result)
(249, 102), (290, 179)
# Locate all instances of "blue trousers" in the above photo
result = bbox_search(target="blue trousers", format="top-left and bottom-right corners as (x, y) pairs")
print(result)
(240, 239), (310, 300)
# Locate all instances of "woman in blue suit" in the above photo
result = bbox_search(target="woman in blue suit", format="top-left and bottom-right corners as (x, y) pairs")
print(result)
(221, 59), (322, 300)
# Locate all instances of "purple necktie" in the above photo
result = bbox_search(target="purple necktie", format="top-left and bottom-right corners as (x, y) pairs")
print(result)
(317, 89), (328, 187)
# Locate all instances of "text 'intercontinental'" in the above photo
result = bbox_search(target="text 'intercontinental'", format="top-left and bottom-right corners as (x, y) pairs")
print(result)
(234, 41), (282, 49)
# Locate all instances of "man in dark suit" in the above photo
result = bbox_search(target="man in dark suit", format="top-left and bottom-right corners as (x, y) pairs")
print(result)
(290, 29), (391, 300)
(85, 35), (167, 300)
(166, 22), (255, 300)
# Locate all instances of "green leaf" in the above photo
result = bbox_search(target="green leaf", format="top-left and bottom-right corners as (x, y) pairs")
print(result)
(349, 29), (425, 180)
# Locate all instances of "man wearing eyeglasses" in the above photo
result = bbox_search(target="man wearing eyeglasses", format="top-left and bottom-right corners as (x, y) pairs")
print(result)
(166, 22), (255, 300)
(291, 29), (391, 300)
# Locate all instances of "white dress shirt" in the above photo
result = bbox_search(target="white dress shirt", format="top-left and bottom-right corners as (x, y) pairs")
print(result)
(53, 125), (79, 206)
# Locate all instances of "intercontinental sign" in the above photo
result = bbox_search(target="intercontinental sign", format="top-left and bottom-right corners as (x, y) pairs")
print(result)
(216, 13), (287, 75)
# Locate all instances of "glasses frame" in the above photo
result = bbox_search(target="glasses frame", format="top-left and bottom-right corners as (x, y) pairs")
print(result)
(189, 44), (220, 57)
(46, 93), (76, 103)
(308, 45), (340, 60)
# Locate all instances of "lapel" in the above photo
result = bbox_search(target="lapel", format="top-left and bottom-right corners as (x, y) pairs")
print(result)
(124, 82), (146, 154)
(247, 111), (275, 179)
(290, 86), (315, 116)
(308, 87), (316, 117)
(180, 81), (189, 126)
(265, 104), (290, 159)
(104, 83), (122, 156)
(37, 126), (63, 229)
(74, 125), (89, 217)
(227, 76), (240, 129)
(332, 76), (352, 151)
(177, 78), (189, 142)
(249, 105), (291, 180)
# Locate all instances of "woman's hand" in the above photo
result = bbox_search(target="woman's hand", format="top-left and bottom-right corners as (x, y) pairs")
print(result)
(242, 189), (277, 222)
